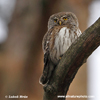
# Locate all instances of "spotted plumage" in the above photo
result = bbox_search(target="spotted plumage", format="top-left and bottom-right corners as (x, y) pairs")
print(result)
(39, 12), (82, 85)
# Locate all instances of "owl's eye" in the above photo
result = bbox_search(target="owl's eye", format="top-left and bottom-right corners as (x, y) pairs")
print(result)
(63, 17), (67, 20)
(54, 18), (57, 23)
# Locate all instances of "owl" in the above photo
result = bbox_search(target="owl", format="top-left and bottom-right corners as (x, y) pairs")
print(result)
(39, 12), (82, 85)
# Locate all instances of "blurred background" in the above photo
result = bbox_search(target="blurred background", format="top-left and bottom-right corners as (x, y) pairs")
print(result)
(0, 0), (100, 100)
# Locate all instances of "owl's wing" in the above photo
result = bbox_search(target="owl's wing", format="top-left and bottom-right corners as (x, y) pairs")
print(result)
(39, 29), (54, 85)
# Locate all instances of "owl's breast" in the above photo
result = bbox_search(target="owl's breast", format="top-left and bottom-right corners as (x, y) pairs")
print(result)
(50, 27), (78, 64)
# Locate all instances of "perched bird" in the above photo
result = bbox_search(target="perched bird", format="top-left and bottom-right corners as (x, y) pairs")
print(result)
(39, 12), (82, 85)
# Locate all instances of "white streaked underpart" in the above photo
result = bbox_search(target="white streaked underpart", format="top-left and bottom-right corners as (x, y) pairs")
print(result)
(55, 27), (73, 59)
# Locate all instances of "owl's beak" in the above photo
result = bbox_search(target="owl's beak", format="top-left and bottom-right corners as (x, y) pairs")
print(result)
(59, 21), (62, 25)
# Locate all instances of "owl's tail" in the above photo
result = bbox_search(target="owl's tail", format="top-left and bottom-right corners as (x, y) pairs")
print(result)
(39, 63), (49, 85)
(39, 62), (55, 85)
(39, 52), (55, 85)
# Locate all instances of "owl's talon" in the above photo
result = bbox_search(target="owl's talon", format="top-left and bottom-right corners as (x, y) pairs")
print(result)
(59, 57), (62, 59)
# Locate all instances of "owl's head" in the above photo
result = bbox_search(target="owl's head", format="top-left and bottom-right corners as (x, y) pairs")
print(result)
(48, 12), (79, 30)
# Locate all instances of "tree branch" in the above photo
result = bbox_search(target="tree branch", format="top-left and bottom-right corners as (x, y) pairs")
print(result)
(43, 18), (100, 100)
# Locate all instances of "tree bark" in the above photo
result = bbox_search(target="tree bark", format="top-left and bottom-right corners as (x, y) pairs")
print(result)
(43, 18), (100, 100)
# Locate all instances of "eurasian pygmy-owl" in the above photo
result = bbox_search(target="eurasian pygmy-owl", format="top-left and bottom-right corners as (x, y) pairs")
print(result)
(39, 12), (82, 85)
